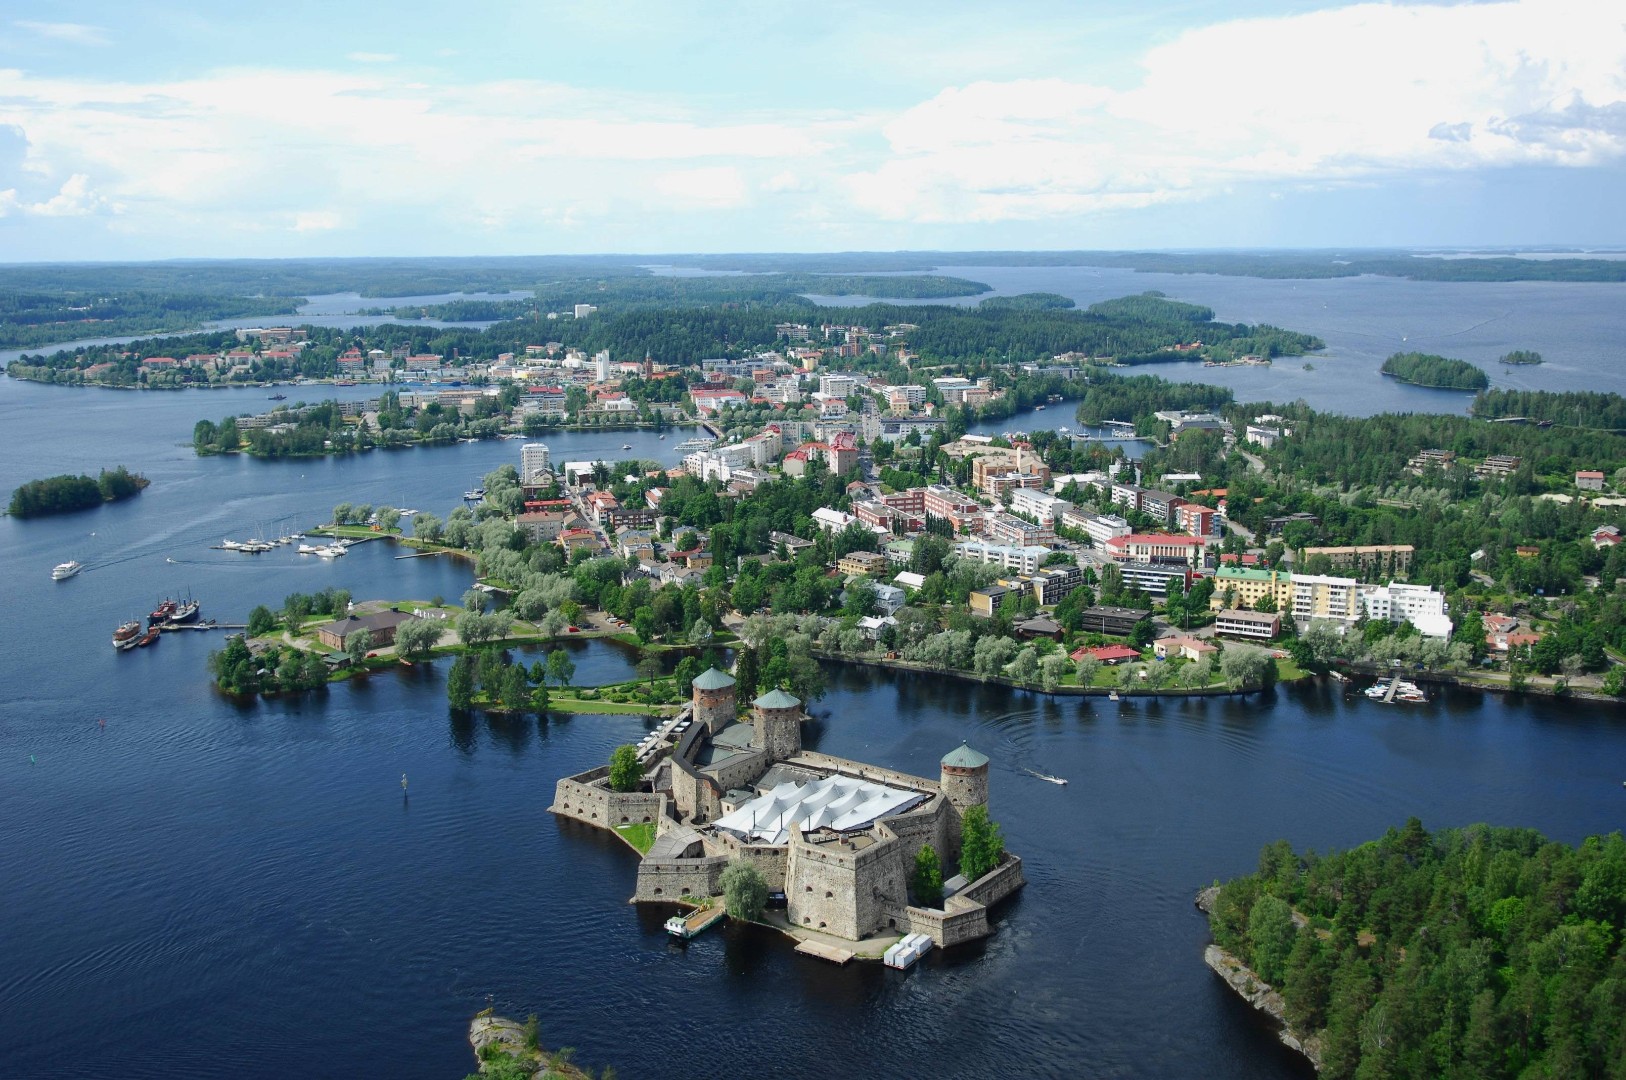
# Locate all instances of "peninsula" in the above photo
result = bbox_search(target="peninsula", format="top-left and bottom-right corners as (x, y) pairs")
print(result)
(1202, 821), (1626, 1079)
(551, 668), (1024, 958)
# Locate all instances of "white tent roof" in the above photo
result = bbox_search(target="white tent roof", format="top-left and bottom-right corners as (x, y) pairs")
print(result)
(712, 775), (926, 845)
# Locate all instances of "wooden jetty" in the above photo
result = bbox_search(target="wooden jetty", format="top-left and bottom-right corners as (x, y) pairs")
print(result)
(794, 939), (855, 965)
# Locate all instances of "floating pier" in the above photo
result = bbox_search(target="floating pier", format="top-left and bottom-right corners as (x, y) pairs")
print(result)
(664, 904), (726, 940)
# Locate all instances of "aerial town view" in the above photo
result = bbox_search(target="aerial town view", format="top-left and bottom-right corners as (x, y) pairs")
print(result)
(3, 2), (1626, 1079)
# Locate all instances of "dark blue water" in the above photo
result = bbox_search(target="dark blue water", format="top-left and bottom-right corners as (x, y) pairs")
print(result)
(3, 353), (1626, 1080)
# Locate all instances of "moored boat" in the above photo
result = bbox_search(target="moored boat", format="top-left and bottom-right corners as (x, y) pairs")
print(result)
(51, 560), (83, 581)
(137, 628), (160, 647)
(170, 597), (200, 623)
(112, 620), (143, 649)
(149, 598), (178, 626)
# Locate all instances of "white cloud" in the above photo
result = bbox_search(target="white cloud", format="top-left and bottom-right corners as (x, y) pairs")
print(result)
(0, 173), (109, 217)
(292, 210), (341, 232)
(0, 0), (1622, 251)
(848, 0), (1626, 222)
(651, 166), (748, 208)
(14, 21), (110, 46)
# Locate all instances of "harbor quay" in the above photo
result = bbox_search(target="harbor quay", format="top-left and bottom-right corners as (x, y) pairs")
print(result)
(550, 668), (1024, 957)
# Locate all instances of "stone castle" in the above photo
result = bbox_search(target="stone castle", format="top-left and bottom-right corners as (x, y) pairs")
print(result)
(550, 668), (1024, 948)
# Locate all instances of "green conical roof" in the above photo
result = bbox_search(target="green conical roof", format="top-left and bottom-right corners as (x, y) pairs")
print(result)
(692, 667), (736, 691)
(753, 688), (801, 710)
(941, 743), (989, 769)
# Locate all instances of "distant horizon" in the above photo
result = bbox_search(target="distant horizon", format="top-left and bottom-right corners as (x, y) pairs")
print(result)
(6, 244), (1626, 270)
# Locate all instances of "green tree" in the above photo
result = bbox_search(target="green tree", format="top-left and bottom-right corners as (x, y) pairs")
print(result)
(392, 615), (441, 660)
(912, 844), (944, 906)
(447, 653), (475, 709)
(608, 744), (641, 792)
(720, 860), (768, 921)
(246, 605), (278, 637)
(332, 502), (353, 525)
(345, 633), (371, 668)
(959, 804), (1005, 882)
(499, 663), (531, 711)
(1247, 893), (1297, 985)
(636, 652), (663, 693)
(546, 648), (575, 688)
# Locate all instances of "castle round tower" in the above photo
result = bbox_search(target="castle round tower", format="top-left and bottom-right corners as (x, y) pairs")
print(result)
(690, 667), (737, 733)
(940, 743), (990, 815)
(751, 688), (803, 761)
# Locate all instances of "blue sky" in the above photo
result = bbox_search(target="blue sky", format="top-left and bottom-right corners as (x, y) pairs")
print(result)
(1, 0), (1624, 260)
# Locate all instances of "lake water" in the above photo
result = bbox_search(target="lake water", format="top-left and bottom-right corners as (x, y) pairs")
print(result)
(3, 307), (1626, 1079)
(0, 291), (515, 369)
(812, 265), (1626, 416)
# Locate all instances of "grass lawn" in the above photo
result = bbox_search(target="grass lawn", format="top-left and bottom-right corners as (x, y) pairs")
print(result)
(548, 696), (678, 716)
(1275, 656), (1311, 682)
(615, 822), (657, 854)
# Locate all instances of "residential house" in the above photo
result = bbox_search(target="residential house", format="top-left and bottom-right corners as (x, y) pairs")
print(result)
(1153, 637), (1218, 662)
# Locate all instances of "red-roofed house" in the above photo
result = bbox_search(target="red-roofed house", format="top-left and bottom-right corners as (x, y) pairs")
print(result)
(1576, 470), (1605, 491)
(1071, 644), (1141, 665)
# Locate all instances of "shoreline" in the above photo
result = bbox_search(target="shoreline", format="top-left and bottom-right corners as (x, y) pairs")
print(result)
(1195, 887), (1324, 1071)
(814, 649), (1625, 707)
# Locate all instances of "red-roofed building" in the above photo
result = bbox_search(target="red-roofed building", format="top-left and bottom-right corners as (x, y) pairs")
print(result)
(1070, 644), (1142, 665)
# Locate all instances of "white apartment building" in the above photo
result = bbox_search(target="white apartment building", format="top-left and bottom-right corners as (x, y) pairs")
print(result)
(819, 374), (860, 398)
(953, 540), (1051, 575)
(1291, 573), (1362, 625)
(1360, 582), (1453, 638)
(1008, 488), (1069, 524)
(574, 303), (597, 318)
(1061, 508), (1131, 546)
(520, 442), (552, 483)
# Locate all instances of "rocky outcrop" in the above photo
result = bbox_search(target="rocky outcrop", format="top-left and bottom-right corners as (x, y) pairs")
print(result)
(1203, 945), (1324, 1070)
(469, 1016), (533, 1070)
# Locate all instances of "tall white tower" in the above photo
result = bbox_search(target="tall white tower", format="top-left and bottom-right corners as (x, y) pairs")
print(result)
(521, 442), (551, 484)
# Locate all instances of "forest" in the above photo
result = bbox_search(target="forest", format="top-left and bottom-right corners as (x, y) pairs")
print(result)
(1379, 352), (1490, 390)
(0, 291), (300, 349)
(8, 289), (1322, 381)
(1206, 821), (1626, 1080)
(1473, 389), (1626, 430)
(8, 467), (149, 517)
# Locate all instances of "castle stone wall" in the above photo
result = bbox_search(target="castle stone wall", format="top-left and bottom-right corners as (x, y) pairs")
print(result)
(960, 854), (1026, 908)
(706, 832), (790, 890)
(703, 748), (771, 795)
(906, 895), (989, 946)
(784, 751), (940, 794)
(670, 756), (722, 823)
(634, 855), (729, 902)
(549, 767), (668, 830)
(786, 826), (911, 940)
